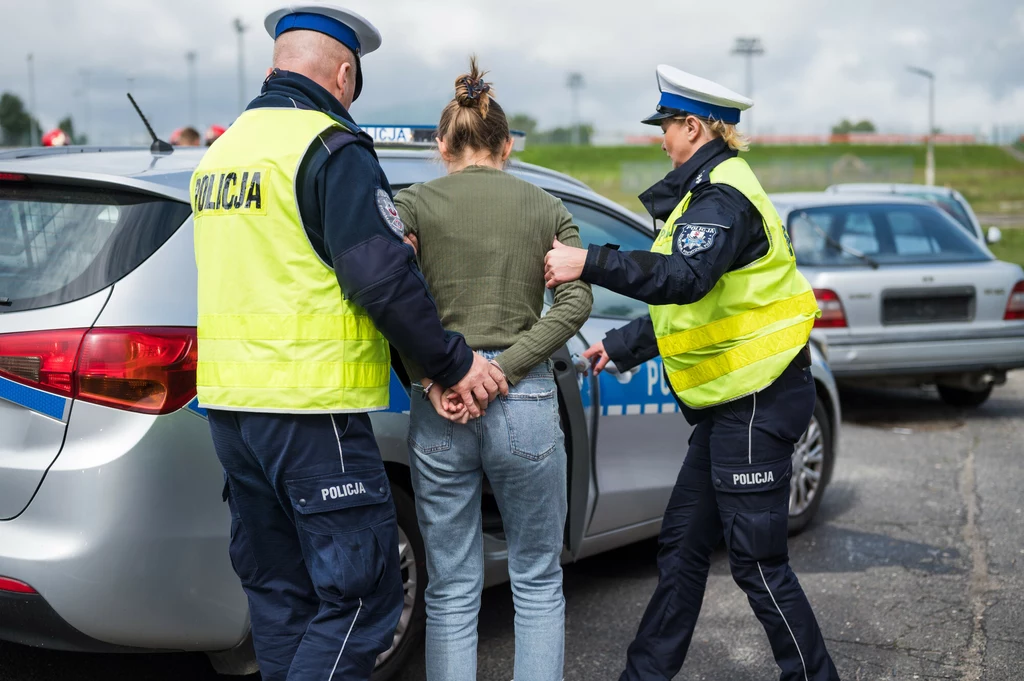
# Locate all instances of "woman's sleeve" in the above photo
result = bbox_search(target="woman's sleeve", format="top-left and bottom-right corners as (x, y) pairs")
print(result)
(393, 186), (419, 236)
(494, 204), (594, 385)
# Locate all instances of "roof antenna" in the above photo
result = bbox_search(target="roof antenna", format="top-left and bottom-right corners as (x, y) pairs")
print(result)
(126, 93), (173, 155)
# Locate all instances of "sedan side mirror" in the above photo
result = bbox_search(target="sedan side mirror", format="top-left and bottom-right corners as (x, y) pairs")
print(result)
(986, 226), (1002, 245)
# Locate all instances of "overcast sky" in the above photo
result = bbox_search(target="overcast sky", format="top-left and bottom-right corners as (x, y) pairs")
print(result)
(1, 0), (1022, 144)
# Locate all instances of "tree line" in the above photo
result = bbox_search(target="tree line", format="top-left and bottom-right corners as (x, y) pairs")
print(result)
(0, 92), (87, 146)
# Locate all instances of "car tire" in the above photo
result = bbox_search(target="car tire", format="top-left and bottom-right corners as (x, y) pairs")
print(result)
(788, 399), (834, 536)
(206, 632), (259, 676)
(937, 384), (993, 408)
(372, 484), (427, 681)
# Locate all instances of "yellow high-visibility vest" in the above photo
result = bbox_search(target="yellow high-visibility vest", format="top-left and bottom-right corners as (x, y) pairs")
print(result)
(649, 156), (819, 409)
(191, 108), (390, 413)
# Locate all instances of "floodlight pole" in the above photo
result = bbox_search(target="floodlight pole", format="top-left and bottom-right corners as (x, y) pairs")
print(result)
(731, 37), (764, 135)
(907, 66), (935, 186)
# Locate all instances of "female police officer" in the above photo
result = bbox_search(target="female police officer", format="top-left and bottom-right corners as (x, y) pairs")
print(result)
(544, 65), (840, 681)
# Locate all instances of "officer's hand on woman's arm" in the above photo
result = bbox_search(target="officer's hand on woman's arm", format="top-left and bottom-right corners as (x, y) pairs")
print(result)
(544, 238), (588, 288)
(403, 232), (418, 254)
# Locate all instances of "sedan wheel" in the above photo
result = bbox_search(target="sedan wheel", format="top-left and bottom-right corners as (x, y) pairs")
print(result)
(372, 485), (427, 681)
(788, 399), (834, 535)
(375, 525), (418, 666)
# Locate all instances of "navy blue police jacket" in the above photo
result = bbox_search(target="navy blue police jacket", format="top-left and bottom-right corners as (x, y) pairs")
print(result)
(245, 70), (472, 388)
(581, 138), (772, 422)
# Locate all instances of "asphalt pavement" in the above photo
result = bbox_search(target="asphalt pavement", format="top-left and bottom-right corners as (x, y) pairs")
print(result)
(2, 374), (1022, 681)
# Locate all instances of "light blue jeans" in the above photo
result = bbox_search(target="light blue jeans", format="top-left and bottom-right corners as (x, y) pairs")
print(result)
(408, 355), (567, 681)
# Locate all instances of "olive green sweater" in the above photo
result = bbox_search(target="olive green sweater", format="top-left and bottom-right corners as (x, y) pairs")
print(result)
(395, 165), (593, 385)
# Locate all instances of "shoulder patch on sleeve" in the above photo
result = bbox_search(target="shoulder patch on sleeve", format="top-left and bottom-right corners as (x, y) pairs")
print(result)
(675, 224), (718, 257)
(375, 188), (405, 237)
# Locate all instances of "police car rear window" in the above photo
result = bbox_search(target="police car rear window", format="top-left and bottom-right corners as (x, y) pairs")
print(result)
(0, 182), (191, 313)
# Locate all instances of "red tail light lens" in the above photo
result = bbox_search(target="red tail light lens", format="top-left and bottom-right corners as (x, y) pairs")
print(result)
(1005, 281), (1024, 321)
(0, 327), (197, 415)
(813, 288), (847, 328)
(0, 329), (87, 397)
(76, 328), (198, 414)
(0, 577), (37, 594)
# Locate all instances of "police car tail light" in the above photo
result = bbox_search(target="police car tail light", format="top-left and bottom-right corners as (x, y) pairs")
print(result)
(0, 329), (88, 397)
(813, 289), (847, 328)
(75, 328), (198, 415)
(0, 576), (37, 595)
(1005, 281), (1024, 321)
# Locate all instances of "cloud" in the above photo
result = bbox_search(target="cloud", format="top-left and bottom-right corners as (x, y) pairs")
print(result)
(1, 0), (1020, 144)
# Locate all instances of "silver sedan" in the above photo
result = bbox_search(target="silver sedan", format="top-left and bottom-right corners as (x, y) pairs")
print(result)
(774, 192), (1024, 407)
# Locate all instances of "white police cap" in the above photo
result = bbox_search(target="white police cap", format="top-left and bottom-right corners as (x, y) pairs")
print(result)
(641, 65), (753, 126)
(264, 4), (382, 57)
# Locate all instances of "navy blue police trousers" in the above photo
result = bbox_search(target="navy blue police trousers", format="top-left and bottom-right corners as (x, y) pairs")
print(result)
(620, 362), (840, 681)
(208, 410), (404, 681)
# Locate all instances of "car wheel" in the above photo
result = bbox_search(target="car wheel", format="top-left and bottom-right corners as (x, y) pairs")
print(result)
(937, 384), (993, 408)
(372, 484), (427, 681)
(788, 399), (834, 535)
(206, 631), (259, 676)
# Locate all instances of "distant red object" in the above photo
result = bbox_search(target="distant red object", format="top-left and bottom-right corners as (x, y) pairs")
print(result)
(205, 125), (226, 146)
(41, 129), (70, 147)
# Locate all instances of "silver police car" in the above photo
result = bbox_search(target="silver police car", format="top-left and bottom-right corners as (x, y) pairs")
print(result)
(0, 141), (841, 678)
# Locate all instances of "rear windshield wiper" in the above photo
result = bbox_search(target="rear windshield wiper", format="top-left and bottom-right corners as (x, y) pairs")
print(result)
(795, 211), (880, 269)
(0, 297), (12, 307)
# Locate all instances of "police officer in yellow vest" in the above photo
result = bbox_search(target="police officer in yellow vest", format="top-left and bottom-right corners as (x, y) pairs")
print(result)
(544, 66), (840, 680)
(192, 5), (506, 680)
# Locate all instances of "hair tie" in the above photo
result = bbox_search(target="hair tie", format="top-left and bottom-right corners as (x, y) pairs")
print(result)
(460, 76), (490, 103)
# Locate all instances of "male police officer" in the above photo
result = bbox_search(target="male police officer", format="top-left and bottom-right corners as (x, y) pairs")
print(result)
(191, 5), (506, 680)
(544, 66), (839, 680)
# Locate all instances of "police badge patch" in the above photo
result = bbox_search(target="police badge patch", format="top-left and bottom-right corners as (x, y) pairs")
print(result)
(676, 224), (717, 256)
(375, 188), (405, 237)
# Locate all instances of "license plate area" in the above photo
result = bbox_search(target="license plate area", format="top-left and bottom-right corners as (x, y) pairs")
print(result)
(881, 286), (975, 325)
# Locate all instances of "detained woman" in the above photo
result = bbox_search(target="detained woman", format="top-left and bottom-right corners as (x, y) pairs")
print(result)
(395, 59), (593, 681)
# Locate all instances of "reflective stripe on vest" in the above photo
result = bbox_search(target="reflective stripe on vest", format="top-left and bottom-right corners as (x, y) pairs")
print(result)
(648, 156), (819, 408)
(191, 108), (391, 413)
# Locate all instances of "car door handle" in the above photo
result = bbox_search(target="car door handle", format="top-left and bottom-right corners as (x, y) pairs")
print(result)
(569, 352), (589, 375)
(605, 362), (639, 384)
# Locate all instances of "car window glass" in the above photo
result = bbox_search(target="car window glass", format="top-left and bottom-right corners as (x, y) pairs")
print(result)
(838, 212), (880, 254)
(0, 184), (191, 313)
(888, 211), (937, 255)
(560, 200), (652, 319)
(789, 203), (990, 267)
(904, 194), (974, 236)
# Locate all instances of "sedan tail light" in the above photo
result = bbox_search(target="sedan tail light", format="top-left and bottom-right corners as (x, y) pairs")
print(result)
(0, 327), (197, 415)
(813, 289), (847, 328)
(0, 577), (37, 594)
(1005, 281), (1024, 321)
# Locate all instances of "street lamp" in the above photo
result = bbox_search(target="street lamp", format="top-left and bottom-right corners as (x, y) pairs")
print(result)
(79, 69), (92, 144)
(731, 37), (764, 135)
(234, 19), (248, 113)
(907, 66), (935, 186)
(186, 51), (198, 127)
(27, 54), (38, 147)
(567, 72), (584, 146)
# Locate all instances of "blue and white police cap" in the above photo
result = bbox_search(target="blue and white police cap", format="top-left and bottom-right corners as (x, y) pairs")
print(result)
(264, 4), (382, 57)
(265, 4), (382, 101)
(641, 65), (753, 126)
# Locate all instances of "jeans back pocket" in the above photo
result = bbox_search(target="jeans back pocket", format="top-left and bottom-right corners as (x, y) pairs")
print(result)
(408, 389), (454, 454)
(500, 371), (561, 461)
